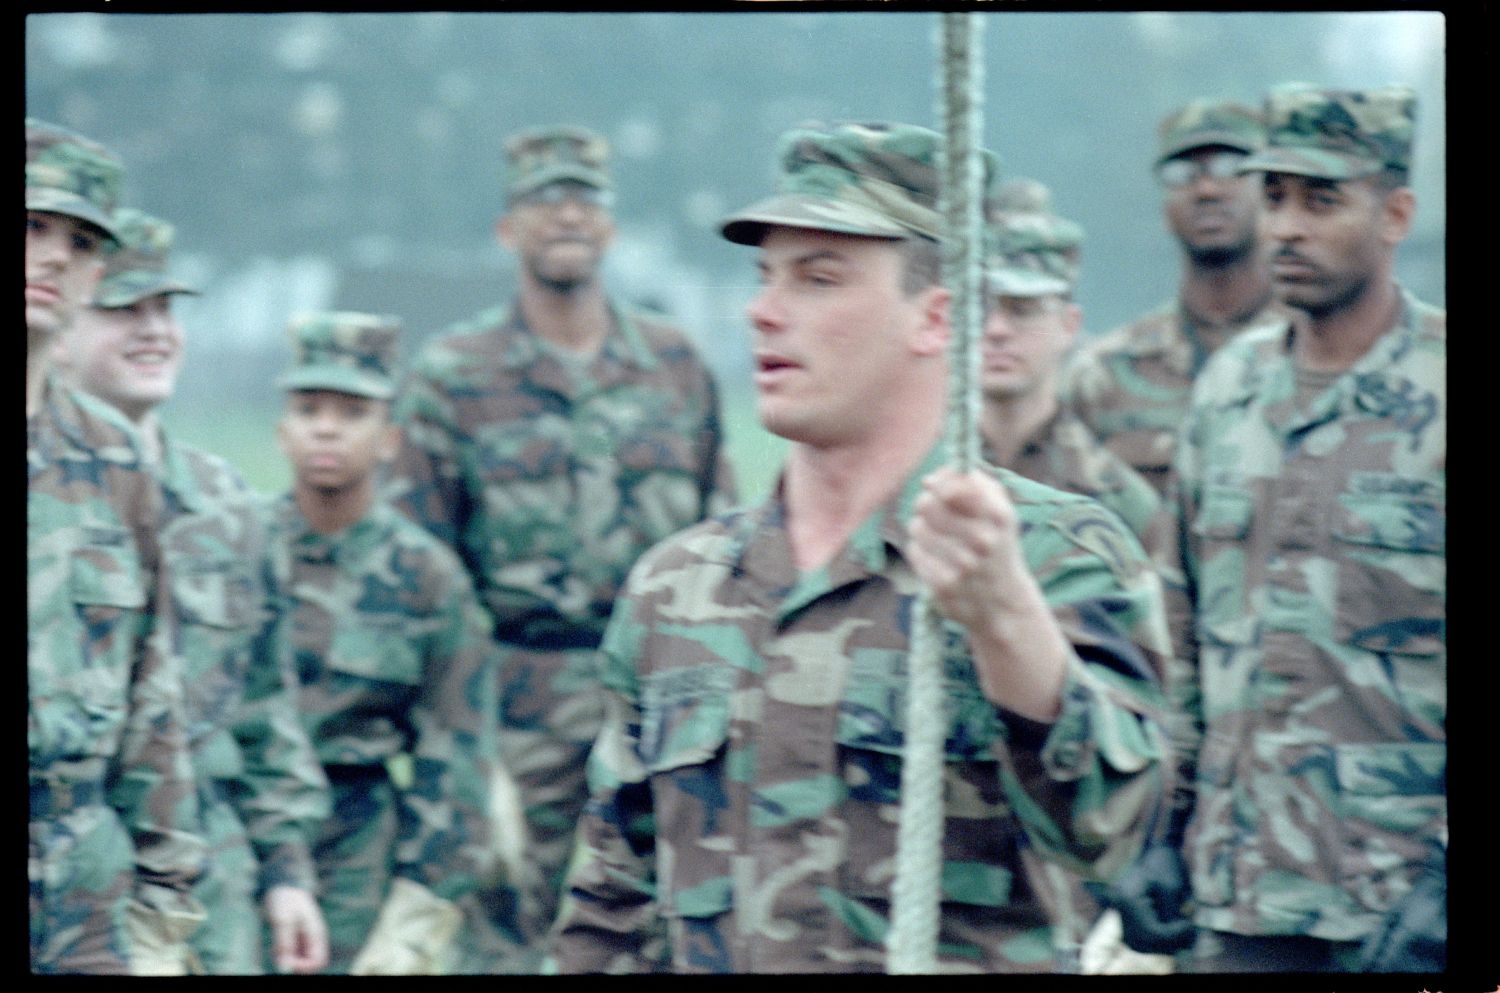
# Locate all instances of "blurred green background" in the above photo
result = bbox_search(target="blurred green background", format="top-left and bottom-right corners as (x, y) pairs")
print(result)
(159, 382), (791, 508)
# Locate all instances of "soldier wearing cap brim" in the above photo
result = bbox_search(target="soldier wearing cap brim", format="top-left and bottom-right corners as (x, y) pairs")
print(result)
(60, 208), (335, 975)
(386, 125), (737, 970)
(1059, 98), (1291, 498)
(27, 118), (209, 975)
(1155, 84), (1446, 973)
(547, 121), (1171, 973)
(266, 313), (501, 974)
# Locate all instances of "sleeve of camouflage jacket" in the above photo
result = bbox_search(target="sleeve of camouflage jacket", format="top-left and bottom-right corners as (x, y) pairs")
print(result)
(1155, 417), (1205, 819)
(103, 474), (208, 915)
(389, 354), (471, 549)
(545, 606), (668, 974)
(228, 539), (332, 895)
(990, 498), (1174, 881)
(391, 563), (500, 902)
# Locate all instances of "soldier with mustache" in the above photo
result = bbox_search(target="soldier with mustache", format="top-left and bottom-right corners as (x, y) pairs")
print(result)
(1142, 84), (1446, 974)
(388, 125), (737, 971)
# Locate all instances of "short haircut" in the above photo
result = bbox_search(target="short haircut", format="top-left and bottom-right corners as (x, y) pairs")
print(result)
(897, 235), (943, 296)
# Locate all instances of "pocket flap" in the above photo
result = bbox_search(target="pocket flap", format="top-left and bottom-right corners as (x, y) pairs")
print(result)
(639, 664), (733, 772)
(71, 536), (147, 609)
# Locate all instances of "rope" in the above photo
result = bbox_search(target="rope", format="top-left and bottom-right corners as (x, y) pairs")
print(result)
(886, 11), (985, 975)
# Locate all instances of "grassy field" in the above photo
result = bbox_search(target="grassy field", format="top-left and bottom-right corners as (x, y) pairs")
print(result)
(158, 384), (789, 508)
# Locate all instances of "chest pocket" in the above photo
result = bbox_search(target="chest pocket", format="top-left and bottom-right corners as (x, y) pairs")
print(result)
(52, 536), (147, 755)
(327, 613), (428, 686)
(637, 665), (735, 929)
(1332, 482), (1445, 657)
(835, 643), (1015, 910)
(1190, 486), (1256, 646)
(171, 557), (257, 631)
(638, 664), (733, 774)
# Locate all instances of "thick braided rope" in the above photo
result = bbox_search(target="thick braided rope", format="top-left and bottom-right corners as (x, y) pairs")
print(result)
(887, 11), (985, 975)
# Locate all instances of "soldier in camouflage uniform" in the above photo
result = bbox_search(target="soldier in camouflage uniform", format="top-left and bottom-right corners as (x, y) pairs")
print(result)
(976, 179), (1166, 974)
(547, 122), (1171, 974)
(979, 178), (1160, 545)
(1150, 86), (1445, 973)
(61, 209), (333, 974)
(1058, 99), (1289, 496)
(27, 119), (207, 974)
(268, 313), (501, 974)
(389, 124), (737, 965)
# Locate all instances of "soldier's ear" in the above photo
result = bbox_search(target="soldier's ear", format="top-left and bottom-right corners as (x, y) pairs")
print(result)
(909, 284), (951, 358)
(1061, 301), (1083, 345)
(1379, 185), (1415, 247)
(495, 215), (514, 250)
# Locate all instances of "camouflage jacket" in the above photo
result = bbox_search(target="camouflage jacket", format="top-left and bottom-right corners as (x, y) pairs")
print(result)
(265, 495), (498, 902)
(549, 447), (1171, 973)
(28, 376), (204, 911)
(985, 406), (1162, 545)
(1162, 288), (1445, 942)
(156, 430), (329, 893)
(1058, 294), (1288, 496)
(389, 300), (737, 647)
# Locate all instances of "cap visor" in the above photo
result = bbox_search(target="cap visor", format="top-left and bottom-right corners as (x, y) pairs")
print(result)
(719, 194), (910, 246)
(26, 188), (121, 241)
(1237, 148), (1376, 181)
(276, 368), (392, 400)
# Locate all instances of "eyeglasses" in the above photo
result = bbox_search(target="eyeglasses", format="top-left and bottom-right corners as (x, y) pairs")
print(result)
(514, 183), (615, 211)
(1156, 151), (1249, 189)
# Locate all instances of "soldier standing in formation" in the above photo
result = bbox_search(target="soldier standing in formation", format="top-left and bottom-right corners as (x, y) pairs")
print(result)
(978, 177), (1161, 544)
(60, 208), (333, 974)
(267, 313), (501, 974)
(389, 125), (737, 967)
(27, 118), (206, 975)
(1059, 99), (1287, 496)
(1151, 85), (1445, 973)
(548, 121), (1171, 973)
(974, 178), (1168, 973)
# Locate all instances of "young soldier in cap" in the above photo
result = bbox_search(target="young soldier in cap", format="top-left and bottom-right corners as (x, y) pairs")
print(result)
(27, 118), (207, 975)
(267, 313), (500, 974)
(979, 178), (1160, 545)
(976, 180), (1169, 975)
(1059, 99), (1288, 497)
(1144, 84), (1445, 973)
(60, 209), (333, 975)
(389, 124), (737, 965)
(547, 121), (1171, 973)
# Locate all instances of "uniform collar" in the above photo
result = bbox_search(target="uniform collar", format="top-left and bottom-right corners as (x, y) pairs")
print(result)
(729, 442), (945, 624)
(497, 299), (660, 375)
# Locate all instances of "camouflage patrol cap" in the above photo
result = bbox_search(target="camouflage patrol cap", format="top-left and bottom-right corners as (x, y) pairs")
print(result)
(26, 117), (124, 241)
(1239, 83), (1417, 181)
(984, 178), (1084, 297)
(277, 311), (402, 400)
(94, 208), (200, 309)
(1156, 99), (1266, 166)
(504, 125), (612, 200)
(719, 121), (1000, 246)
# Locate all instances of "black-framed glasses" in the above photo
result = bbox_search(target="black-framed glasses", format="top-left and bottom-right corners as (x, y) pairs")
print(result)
(1156, 151), (1249, 189)
(515, 183), (615, 211)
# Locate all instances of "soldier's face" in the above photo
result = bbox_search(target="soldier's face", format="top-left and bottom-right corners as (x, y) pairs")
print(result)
(1160, 147), (1262, 265)
(980, 293), (1080, 401)
(498, 182), (616, 292)
(1260, 172), (1413, 318)
(745, 226), (947, 446)
(63, 294), (184, 422)
(278, 390), (399, 494)
(26, 210), (106, 344)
